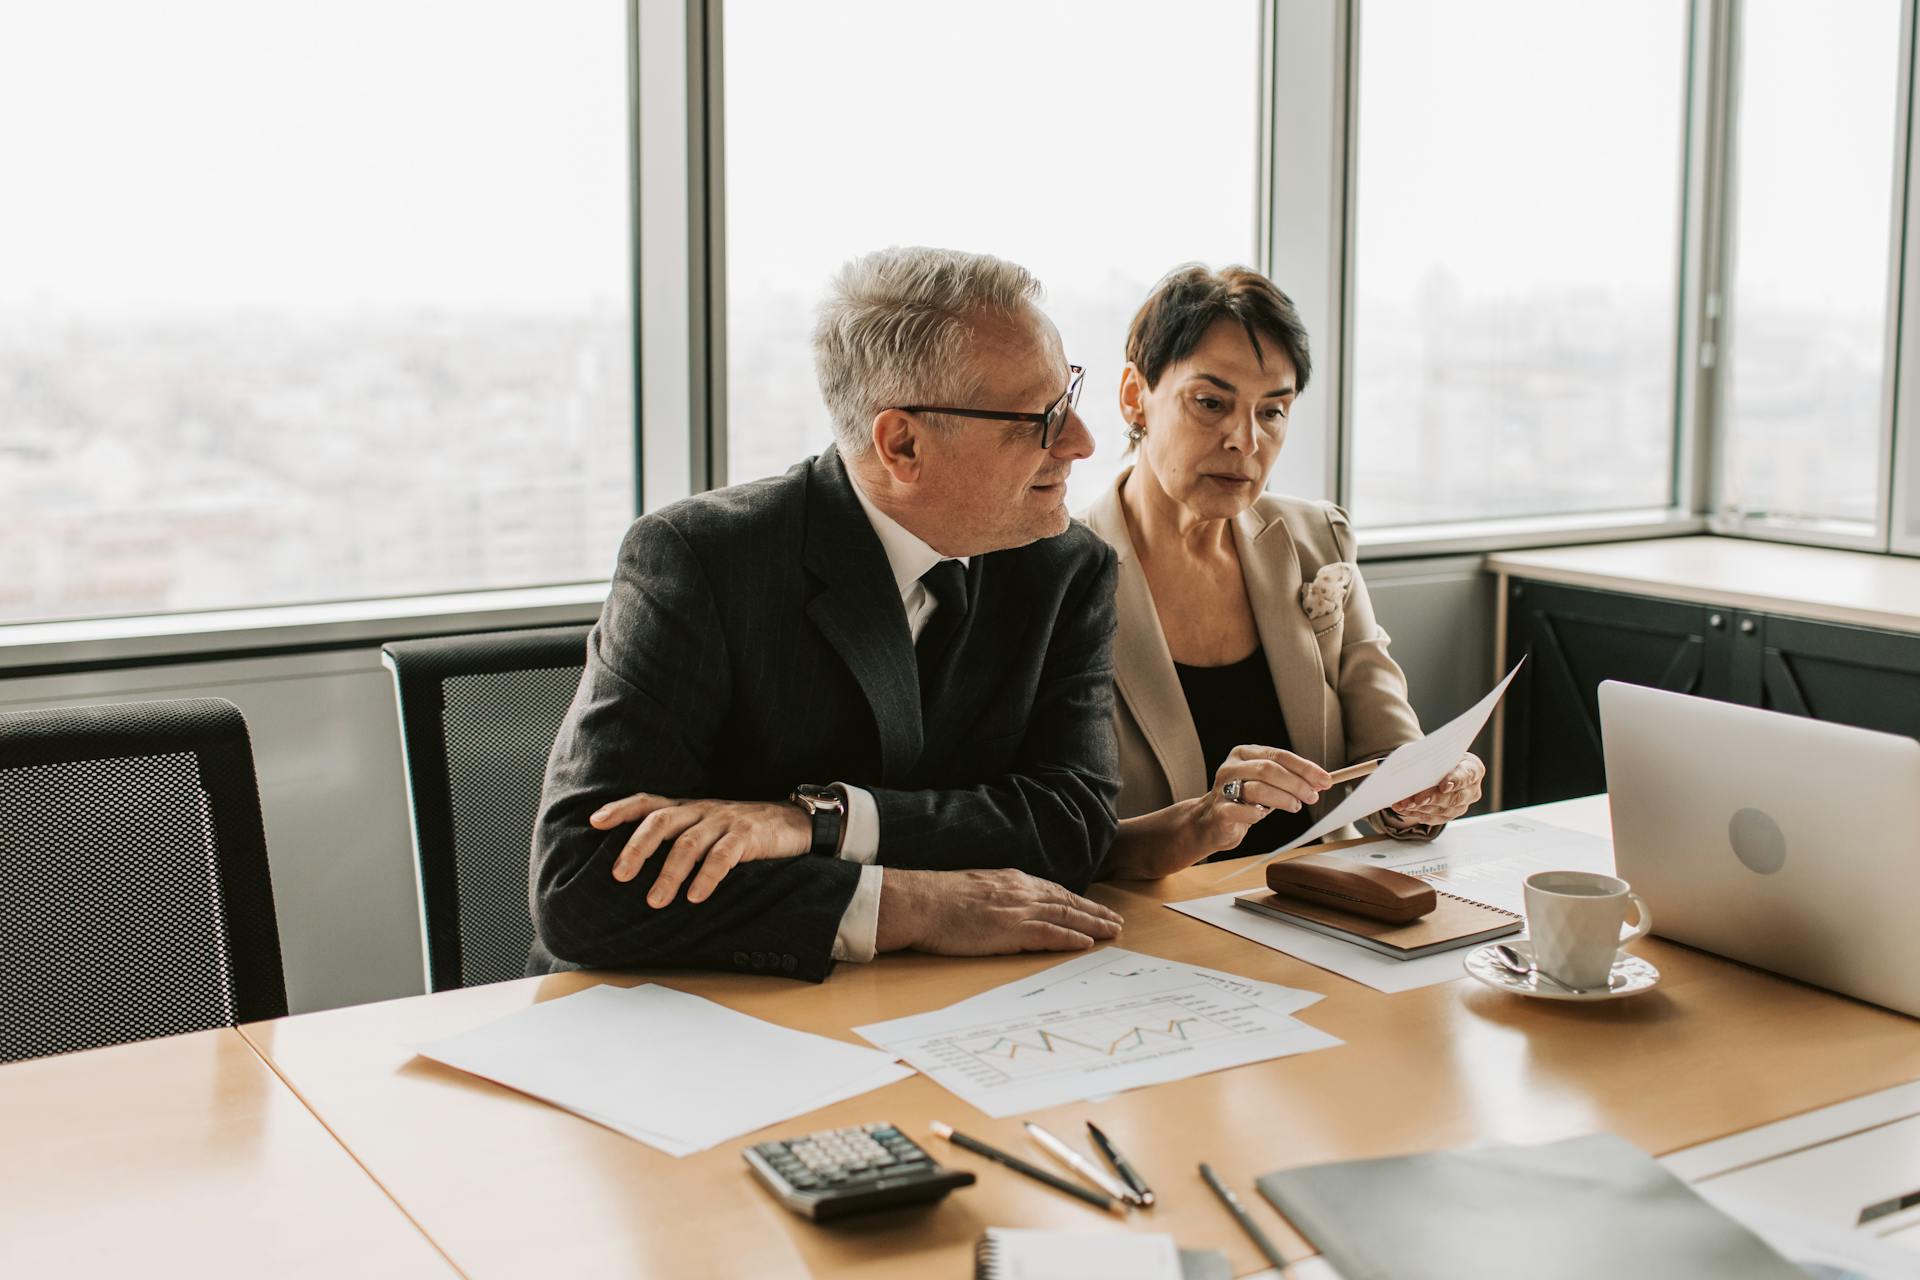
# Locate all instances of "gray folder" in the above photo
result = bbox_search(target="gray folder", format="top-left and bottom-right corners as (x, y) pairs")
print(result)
(1256, 1132), (1803, 1280)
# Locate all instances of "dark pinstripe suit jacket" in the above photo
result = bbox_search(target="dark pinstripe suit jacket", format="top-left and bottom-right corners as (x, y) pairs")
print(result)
(527, 448), (1121, 982)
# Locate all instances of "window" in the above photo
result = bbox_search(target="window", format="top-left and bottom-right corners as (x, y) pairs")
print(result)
(0, 2), (634, 625)
(1346, 1), (1690, 528)
(722, 0), (1261, 513)
(1717, 0), (1903, 538)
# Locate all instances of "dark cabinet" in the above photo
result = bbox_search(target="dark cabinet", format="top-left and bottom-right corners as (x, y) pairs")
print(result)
(1502, 579), (1920, 807)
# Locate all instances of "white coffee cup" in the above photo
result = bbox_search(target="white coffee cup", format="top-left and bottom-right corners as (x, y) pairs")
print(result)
(1522, 870), (1652, 991)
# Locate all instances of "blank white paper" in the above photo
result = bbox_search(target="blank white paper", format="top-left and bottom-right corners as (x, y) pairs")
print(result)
(415, 982), (912, 1156)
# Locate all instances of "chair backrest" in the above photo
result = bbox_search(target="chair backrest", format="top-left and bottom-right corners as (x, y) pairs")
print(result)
(0, 697), (287, 1064)
(383, 625), (590, 992)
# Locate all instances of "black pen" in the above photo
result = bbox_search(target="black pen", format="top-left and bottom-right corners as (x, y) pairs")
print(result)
(1200, 1162), (1290, 1273)
(931, 1122), (1126, 1216)
(1087, 1121), (1155, 1207)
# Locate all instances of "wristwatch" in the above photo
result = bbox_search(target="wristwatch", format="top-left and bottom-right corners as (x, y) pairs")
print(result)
(788, 784), (847, 858)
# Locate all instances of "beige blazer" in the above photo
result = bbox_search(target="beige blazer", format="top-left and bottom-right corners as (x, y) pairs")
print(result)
(1084, 469), (1426, 833)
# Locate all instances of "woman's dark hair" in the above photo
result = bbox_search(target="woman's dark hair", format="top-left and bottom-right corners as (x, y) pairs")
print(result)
(1124, 264), (1311, 393)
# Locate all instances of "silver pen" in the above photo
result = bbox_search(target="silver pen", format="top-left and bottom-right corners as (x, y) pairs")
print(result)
(1023, 1122), (1141, 1207)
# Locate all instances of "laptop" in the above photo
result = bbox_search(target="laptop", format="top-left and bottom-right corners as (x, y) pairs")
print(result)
(1599, 681), (1920, 1018)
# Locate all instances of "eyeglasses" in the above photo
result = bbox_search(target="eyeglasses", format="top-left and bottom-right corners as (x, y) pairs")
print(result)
(897, 365), (1084, 449)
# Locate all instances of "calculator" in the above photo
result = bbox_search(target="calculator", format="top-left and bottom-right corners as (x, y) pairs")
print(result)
(745, 1122), (975, 1220)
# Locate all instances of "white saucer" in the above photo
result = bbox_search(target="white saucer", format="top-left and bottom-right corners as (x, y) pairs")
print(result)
(1463, 938), (1660, 1001)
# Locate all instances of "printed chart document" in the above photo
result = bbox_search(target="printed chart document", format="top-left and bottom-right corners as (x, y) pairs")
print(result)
(415, 983), (911, 1156)
(1221, 659), (1524, 884)
(855, 948), (1338, 1118)
(1174, 814), (1615, 993)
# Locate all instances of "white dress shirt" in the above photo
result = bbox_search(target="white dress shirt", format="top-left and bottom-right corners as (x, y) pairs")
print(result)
(828, 473), (969, 962)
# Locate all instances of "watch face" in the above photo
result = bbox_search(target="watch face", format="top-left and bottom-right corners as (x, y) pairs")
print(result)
(793, 784), (843, 813)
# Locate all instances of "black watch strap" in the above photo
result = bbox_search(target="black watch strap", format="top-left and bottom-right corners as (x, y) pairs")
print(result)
(790, 785), (846, 858)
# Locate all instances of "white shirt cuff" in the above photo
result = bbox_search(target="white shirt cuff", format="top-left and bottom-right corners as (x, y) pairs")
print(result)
(835, 782), (879, 864)
(830, 865), (884, 963)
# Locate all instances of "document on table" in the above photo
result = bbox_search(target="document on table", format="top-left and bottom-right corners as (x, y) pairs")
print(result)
(1321, 812), (1616, 917)
(1174, 814), (1615, 993)
(414, 983), (911, 1156)
(1662, 1080), (1920, 1276)
(854, 948), (1338, 1119)
(1223, 659), (1524, 883)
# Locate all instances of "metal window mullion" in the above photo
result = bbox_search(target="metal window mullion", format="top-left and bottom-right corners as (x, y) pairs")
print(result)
(626, 0), (646, 519)
(1260, 0), (1351, 509)
(635, 0), (699, 513)
(1676, 0), (1734, 522)
(1695, 0), (1740, 530)
(1886, 0), (1920, 555)
(692, 0), (728, 495)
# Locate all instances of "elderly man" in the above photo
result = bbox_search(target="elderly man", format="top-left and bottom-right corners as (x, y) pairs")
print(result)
(528, 246), (1124, 980)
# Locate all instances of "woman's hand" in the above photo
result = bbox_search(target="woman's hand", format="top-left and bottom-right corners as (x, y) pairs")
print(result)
(1388, 752), (1485, 825)
(591, 793), (812, 907)
(1105, 745), (1332, 881)
(1196, 744), (1333, 851)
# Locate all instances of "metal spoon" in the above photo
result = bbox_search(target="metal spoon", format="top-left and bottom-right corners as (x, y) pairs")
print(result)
(1491, 943), (1581, 994)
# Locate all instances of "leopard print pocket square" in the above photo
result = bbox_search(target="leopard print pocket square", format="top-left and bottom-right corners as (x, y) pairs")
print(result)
(1299, 562), (1356, 626)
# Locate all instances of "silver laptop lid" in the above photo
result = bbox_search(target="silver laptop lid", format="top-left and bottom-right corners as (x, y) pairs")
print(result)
(1599, 681), (1920, 1019)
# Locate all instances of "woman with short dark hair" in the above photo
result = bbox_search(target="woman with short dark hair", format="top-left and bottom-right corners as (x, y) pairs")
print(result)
(1087, 265), (1483, 879)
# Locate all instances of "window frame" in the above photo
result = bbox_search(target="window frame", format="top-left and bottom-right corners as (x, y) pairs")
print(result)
(23, 0), (1920, 664)
(1702, 0), (1915, 554)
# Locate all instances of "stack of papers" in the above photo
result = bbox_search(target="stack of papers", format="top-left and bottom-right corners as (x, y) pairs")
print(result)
(1172, 814), (1615, 993)
(414, 983), (911, 1156)
(855, 948), (1338, 1118)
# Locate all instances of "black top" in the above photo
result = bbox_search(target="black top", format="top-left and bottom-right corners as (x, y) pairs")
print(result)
(1174, 650), (1315, 859)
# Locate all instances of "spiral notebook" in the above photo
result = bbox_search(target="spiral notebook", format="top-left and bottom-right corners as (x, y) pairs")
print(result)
(1232, 885), (1521, 960)
(973, 1229), (1229, 1280)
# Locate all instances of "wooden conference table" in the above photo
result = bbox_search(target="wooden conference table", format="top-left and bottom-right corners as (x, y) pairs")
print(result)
(10, 795), (1920, 1277)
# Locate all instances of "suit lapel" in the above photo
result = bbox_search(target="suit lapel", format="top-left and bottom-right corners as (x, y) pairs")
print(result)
(1235, 502), (1330, 769)
(801, 449), (923, 779)
(1086, 475), (1210, 801)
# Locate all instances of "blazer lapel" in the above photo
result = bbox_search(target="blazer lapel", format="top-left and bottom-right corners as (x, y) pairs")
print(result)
(801, 450), (923, 779)
(1235, 502), (1330, 769)
(1086, 474), (1210, 802)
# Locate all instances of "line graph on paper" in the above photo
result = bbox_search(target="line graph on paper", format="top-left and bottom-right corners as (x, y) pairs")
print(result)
(917, 990), (1277, 1095)
(945, 999), (1238, 1084)
(854, 948), (1344, 1117)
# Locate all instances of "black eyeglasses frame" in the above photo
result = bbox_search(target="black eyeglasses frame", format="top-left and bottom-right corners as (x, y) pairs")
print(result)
(896, 365), (1085, 449)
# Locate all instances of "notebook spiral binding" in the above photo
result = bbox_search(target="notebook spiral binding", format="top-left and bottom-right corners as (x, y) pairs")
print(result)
(1418, 879), (1522, 918)
(974, 1231), (1001, 1280)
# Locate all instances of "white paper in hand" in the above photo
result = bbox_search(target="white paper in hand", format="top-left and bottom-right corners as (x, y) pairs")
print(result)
(1220, 658), (1524, 884)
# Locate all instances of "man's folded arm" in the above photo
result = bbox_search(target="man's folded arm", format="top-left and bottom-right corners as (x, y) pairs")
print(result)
(530, 514), (858, 980)
(864, 549), (1121, 892)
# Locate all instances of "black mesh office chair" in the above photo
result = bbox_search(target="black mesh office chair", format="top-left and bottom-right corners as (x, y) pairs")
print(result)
(0, 697), (287, 1064)
(383, 625), (590, 992)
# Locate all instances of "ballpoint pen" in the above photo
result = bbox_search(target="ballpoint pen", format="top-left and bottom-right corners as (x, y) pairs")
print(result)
(930, 1122), (1126, 1216)
(1086, 1121), (1155, 1207)
(1200, 1161), (1290, 1274)
(1023, 1122), (1138, 1207)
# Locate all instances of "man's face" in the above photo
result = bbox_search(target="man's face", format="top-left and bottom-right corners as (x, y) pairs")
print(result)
(909, 310), (1095, 558)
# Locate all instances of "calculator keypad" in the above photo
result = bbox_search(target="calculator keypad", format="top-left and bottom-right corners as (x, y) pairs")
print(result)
(746, 1122), (971, 1220)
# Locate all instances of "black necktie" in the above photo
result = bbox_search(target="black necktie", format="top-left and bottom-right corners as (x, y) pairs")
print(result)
(915, 559), (968, 701)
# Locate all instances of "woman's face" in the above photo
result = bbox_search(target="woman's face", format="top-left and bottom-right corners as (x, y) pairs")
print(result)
(1122, 316), (1300, 521)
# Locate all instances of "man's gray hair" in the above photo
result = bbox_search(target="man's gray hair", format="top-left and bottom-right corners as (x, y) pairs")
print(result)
(812, 246), (1043, 457)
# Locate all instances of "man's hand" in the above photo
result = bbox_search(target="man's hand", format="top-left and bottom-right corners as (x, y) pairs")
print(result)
(1389, 752), (1485, 825)
(591, 794), (811, 907)
(874, 867), (1125, 955)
